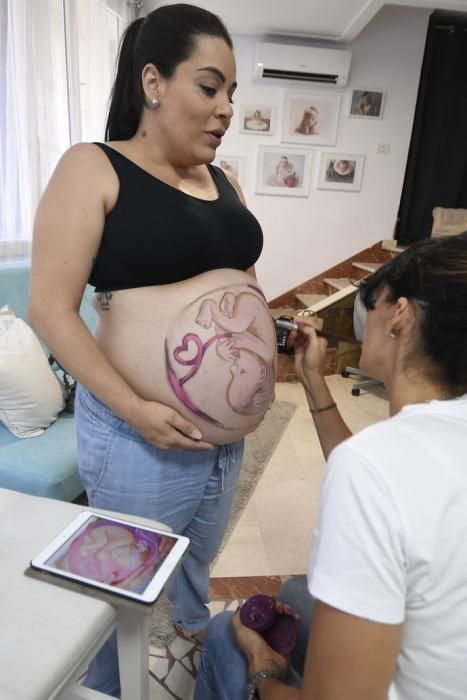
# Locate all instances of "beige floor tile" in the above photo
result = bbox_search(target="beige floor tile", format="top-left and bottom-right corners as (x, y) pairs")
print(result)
(168, 636), (194, 661)
(149, 675), (177, 700)
(289, 427), (325, 468)
(236, 493), (258, 525)
(208, 600), (228, 615)
(274, 381), (306, 405)
(211, 522), (272, 577)
(259, 431), (309, 484)
(149, 655), (170, 680)
(274, 380), (297, 400)
(254, 479), (317, 575)
(165, 660), (195, 699)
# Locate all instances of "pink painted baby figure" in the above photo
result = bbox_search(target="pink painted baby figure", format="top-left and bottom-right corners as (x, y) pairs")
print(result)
(195, 291), (276, 415)
(57, 520), (172, 589)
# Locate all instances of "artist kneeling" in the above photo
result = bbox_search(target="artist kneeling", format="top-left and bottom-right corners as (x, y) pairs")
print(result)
(194, 232), (467, 700)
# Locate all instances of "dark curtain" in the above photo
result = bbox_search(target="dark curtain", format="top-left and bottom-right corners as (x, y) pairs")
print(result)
(396, 10), (467, 245)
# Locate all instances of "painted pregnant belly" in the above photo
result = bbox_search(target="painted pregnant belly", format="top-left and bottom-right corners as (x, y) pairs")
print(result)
(165, 282), (277, 434)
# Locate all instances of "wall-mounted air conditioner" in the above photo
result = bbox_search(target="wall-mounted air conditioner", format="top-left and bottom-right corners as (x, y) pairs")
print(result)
(254, 42), (351, 86)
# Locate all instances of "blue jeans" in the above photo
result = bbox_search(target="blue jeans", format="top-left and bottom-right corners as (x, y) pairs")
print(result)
(194, 577), (314, 700)
(75, 385), (244, 697)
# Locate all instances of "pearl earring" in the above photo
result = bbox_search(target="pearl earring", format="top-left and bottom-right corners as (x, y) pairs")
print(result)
(150, 97), (160, 109)
(386, 331), (396, 338)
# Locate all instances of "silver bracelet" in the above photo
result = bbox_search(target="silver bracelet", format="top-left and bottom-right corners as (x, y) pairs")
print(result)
(247, 669), (283, 699)
(309, 401), (337, 415)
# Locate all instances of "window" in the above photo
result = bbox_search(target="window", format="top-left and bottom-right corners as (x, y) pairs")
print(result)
(0, 0), (131, 253)
(72, 0), (123, 143)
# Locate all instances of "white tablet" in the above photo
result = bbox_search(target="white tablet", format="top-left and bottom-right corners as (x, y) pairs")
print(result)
(30, 511), (190, 605)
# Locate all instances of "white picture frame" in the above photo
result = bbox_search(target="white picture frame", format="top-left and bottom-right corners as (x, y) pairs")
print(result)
(281, 90), (341, 146)
(255, 146), (312, 197)
(348, 89), (385, 119)
(213, 155), (245, 185)
(239, 105), (276, 135)
(317, 152), (365, 192)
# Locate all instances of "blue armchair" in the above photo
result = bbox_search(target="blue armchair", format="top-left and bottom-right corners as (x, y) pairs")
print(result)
(0, 262), (96, 501)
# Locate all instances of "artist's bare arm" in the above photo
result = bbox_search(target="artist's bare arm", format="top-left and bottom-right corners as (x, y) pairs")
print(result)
(293, 321), (352, 458)
(234, 602), (400, 700)
(29, 144), (212, 450)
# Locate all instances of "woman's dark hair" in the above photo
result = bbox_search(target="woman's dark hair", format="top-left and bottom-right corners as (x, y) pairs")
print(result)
(105, 4), (233, 141)
(359, 231), (467, 393)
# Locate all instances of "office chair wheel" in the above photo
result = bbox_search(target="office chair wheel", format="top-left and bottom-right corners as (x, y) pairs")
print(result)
(351, 387), (361, 396)
(341, 370), (350, 378)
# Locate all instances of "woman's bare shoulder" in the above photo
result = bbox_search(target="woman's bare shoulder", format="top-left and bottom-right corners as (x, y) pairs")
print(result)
(219, 166), (246, 206)
(47, 142), (118, 207)
(54, 142), (113, 174)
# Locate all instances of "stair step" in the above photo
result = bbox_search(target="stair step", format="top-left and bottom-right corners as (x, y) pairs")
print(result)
(352, 261), (381, 274)
(296, 284), (357, 314)
(324, 277), (352, 291)
(381, 239), (406, 254)
(295, 293), (327, 308)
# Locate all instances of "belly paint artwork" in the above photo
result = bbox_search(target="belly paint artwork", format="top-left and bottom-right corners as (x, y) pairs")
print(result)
(165, 284), (277, 430)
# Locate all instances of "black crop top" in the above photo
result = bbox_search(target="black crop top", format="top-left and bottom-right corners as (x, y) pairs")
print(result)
(89, 143), (263, 292)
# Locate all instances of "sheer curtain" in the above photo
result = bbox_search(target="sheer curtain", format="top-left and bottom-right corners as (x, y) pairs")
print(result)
(73, 0), (124, 143)
(0, 0), (132, 255)
(1, 0), (69, 248)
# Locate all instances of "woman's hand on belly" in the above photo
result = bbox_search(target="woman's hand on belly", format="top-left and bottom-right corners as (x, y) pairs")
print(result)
(130, 397), (214, 451)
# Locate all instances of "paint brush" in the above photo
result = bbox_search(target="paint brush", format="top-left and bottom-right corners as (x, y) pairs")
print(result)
(274, 318), (360, 345)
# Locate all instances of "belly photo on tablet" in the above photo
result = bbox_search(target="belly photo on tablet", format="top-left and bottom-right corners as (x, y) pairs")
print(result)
(30, 511), (190, 605)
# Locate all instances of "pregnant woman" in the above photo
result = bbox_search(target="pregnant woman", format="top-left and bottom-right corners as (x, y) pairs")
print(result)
(28, 5), (276, 696)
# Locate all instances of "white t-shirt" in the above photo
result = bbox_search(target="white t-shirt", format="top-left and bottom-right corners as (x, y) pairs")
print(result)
(308, 395), (467, 699)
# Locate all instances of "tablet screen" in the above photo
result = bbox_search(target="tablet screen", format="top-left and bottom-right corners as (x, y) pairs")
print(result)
(43, 515), (178, 595)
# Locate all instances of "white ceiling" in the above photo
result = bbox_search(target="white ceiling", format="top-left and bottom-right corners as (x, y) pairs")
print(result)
(143, 0), (467, 41)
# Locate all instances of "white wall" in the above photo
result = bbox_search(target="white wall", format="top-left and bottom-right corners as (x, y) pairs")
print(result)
(218, 5), (431, 300)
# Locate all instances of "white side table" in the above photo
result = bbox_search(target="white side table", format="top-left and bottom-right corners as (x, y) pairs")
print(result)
(0, 488), (169, 700)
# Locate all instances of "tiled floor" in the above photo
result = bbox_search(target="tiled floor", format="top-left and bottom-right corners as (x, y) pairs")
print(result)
(147, 375), (389, 698)
(148, 600), (238, 700)
(212, 375), (388, 579)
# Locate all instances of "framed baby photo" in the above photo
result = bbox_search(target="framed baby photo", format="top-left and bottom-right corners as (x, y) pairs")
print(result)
(239, 105), (276, 135)
(349, 89), (385, 119)
(317, 152), (365, 192)
(281, 90), (341, 146)
(213, 155), (245, 185)
(255, 146), (312, 197)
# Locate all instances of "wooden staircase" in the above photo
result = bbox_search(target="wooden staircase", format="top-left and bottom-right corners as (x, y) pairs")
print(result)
(269, 240), (404, 381)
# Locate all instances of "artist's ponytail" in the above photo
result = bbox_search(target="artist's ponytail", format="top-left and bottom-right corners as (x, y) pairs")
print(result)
(105, 18), (145, 141)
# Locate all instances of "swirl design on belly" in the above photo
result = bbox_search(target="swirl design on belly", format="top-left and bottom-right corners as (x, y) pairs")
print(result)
(166, 331), (232, 426)
(165, 284), (277, 429)
(174, 332), (232, 386)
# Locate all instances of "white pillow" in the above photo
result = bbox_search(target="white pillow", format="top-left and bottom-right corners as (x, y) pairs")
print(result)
(0, 309), (66, 438)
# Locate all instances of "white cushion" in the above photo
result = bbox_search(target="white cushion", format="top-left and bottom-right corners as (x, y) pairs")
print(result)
(0, 309), (66, 438)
